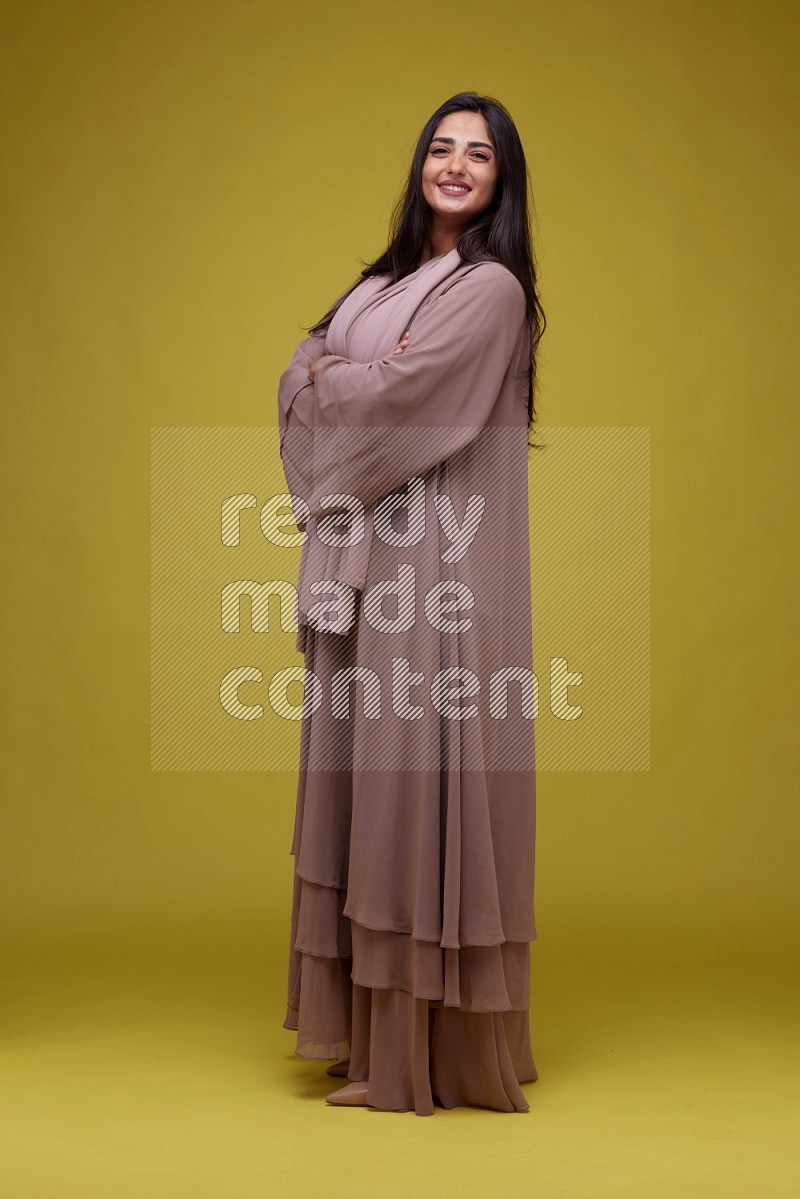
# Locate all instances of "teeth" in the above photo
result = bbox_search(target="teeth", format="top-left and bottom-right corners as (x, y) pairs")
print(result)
(440, 184), (469, 193)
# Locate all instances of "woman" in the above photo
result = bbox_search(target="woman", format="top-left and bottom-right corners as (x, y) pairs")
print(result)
(277, 91), (546, 1115)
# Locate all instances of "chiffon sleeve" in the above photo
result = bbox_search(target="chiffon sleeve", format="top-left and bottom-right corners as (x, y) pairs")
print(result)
(281, 264), (527, 521)
(276, 331), (327, 531)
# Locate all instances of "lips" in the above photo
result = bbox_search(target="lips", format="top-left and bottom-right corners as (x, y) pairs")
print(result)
(438, 181), (471, 195)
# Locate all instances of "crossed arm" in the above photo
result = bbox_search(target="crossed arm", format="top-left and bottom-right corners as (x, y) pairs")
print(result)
(277, 264), (527, 526)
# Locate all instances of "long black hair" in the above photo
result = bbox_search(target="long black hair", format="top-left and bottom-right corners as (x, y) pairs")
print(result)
(306, 91), (546, 449)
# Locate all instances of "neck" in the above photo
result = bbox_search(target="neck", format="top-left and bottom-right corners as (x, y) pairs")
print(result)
(419, 224), (464, 266)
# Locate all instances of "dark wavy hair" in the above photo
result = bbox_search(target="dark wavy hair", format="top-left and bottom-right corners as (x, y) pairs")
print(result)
(306, 91), (546, 450)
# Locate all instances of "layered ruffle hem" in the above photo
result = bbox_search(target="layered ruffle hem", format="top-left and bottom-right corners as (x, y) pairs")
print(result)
(283, 618), (538, 1117)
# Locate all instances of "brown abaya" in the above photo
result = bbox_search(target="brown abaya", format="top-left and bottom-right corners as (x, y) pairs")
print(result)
(277, 248), (538, 1115)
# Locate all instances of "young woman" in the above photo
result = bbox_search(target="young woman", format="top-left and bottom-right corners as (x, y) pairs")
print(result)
(278, 91), (546, 1116)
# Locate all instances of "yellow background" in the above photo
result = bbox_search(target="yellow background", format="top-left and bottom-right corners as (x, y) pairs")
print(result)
(1, 1), (797, 1195)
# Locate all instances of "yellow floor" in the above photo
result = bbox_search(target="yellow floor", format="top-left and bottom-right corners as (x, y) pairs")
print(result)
(1, 917), (796, 1199)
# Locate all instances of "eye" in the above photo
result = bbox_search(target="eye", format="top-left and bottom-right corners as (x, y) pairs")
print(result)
(430, 146), (491, 161)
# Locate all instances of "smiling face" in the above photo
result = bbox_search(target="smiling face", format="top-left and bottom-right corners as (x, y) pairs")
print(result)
(421, 111), (499, 224)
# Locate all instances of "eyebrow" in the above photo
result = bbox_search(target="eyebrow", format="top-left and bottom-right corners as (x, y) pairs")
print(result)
(430, 136), (495, 152)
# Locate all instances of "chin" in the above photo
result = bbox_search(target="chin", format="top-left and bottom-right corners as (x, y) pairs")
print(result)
(428, 196), (479, 215)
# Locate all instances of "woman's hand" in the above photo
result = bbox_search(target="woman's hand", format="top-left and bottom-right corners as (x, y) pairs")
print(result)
(308, 354), (330, 382)
(308, 332), (411, 382)
(388, 330), (411, 356)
